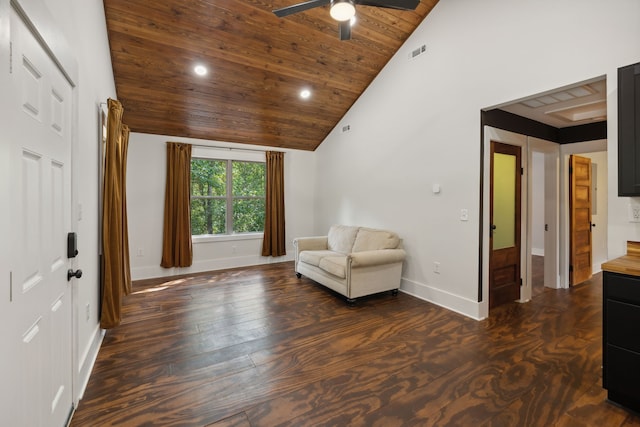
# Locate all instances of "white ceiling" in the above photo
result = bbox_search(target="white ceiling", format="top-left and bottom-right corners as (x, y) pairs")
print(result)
(497, 76), (607, 128)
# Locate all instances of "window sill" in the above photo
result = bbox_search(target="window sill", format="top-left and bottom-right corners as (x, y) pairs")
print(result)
(192, 232), (264, 244)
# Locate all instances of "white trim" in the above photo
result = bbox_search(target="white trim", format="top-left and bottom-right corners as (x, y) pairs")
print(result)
(193, 232), (264, 244)
(75, 327), (104, 401)
(400, 277), (485, 320)
(10, 0), (78, 85)
(528, 137), (560, 290)
(131, 255), (295, 282)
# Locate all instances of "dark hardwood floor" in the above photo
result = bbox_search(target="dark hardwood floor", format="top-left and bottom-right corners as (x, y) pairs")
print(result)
(71, 261), (640, 426)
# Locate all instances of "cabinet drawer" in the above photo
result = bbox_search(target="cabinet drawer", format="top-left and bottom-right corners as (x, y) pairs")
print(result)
(605, 272), (640, 304)
(606, 300), (640, 353)
(605, 344), (640, 411)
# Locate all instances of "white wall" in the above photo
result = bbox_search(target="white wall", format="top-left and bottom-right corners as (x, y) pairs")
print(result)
(531, 152), (545, 256)
(41, 0), (116, 399)
(314, 0), (640, 319)
(127, 133), (316, 280)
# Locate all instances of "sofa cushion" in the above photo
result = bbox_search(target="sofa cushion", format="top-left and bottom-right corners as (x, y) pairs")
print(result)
(299, 250), (337, 268)
(319, 256), (347, 279)
(327, 225), (359, 254)
(352, 227), (400, 252)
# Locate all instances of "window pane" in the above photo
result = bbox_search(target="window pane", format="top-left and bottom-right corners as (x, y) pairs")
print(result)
(191, 198), (226, 235)
(233, 198), (265, 233)
(191, 159), (226, 197)
(232, 161), (265, 196)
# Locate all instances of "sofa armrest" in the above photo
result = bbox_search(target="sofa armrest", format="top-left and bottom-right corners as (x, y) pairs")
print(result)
(294, 236), (328, 253)
(348, 249), (406, 268)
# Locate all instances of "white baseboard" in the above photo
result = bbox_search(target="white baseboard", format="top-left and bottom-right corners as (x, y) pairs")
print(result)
(76, 326), (105, 402)
(131, 254), (295, 281)
(400, 277), (485, 320)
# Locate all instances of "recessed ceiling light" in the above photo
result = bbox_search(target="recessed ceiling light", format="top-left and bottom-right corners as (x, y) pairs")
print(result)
(300, 89), (311, 99)
(194, 65), (208, 76)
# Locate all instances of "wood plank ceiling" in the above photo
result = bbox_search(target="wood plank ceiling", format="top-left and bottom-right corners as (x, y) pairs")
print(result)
(104, 0), (439, 151)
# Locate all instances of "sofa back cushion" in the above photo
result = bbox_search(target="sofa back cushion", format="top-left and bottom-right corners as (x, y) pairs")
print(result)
(352, 227), (400, 252)
(327, 225), (359, 254)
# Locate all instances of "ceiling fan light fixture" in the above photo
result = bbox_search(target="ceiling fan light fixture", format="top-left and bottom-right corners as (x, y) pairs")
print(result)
(330, 0), (355, 22)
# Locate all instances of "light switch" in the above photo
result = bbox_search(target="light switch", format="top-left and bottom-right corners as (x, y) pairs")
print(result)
(432, 184), (441, 194)
(460, 209), (469, 221)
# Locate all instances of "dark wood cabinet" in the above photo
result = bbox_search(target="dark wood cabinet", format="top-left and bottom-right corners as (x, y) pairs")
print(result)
(603, 271), (640, 411)
(618, 62), (640, 196)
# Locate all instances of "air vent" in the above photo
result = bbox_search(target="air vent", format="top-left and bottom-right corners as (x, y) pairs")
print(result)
(409, 44), (426, 60)
(342, 124), (351, 133)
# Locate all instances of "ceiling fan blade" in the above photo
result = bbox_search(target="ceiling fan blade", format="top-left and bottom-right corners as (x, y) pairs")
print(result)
(339, 20), (351, 40)
(273, 0), (331, 17)
(355, 0), (420, 11)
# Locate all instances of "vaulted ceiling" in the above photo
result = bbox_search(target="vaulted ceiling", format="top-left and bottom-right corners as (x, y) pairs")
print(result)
(103, 0), (439, 151)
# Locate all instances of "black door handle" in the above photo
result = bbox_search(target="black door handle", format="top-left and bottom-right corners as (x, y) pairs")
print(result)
(67, 269), (83, 281)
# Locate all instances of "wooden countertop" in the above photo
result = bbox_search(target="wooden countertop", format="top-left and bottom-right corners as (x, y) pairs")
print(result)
(602, 241), (640, 277)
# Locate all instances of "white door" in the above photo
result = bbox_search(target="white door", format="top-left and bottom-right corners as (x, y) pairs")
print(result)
(2, 7), (74, 426)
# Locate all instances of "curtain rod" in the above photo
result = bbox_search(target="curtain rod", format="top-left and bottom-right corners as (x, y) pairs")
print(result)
(189, 143), (278, 154)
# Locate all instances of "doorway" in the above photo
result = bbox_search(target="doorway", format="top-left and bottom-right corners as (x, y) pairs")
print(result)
(569, 154), (593, 285)
(489, 141), (522, 308)
(1, 4), (78, 426)
(482, 132), (608, 309)
(560, 144), (609, 283)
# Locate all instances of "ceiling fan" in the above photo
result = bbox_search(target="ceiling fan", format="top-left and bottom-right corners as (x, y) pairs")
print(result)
(273, 0), (420, 40)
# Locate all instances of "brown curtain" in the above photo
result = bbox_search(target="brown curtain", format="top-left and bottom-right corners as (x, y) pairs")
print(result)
(101, 98), (132, 329)
(161, 142), (193, 268)
(262, 151), (286, 256)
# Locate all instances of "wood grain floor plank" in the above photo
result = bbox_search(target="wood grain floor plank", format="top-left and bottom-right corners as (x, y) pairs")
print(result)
(71, 260), (640, 426)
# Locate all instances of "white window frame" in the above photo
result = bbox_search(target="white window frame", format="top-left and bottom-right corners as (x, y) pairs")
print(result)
(191, 147), (265, 242)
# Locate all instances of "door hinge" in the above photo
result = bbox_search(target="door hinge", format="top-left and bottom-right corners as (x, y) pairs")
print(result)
(545, 224), (549, 231)
(569, 166), (573, 174)
(569, 265), (574, 272)
(521, 167), (524, 175)
(519, 278), (523, 287)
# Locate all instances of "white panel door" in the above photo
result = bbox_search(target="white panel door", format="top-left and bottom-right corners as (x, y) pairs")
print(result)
(2, 7), (74, 427)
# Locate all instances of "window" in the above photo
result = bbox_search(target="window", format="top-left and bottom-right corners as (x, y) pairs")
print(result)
(190, 158), (266, 236)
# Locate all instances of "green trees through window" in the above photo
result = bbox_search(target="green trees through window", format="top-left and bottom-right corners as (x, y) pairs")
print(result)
(191, 158), (266, 235)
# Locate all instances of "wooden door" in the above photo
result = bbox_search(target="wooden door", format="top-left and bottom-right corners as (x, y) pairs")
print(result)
(2, 8), (75, 426)
(570, 155), (593, 286)
(489, 142), (522, 309)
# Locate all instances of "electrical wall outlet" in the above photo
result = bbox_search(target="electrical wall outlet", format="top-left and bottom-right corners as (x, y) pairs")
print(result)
(630, 205), (640, 223)
(460, 209), (469, 221)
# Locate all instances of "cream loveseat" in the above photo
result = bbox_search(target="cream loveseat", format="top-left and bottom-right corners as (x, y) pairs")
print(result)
(293, 225), (406, 303)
